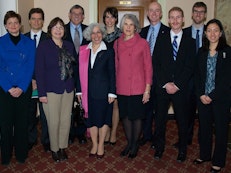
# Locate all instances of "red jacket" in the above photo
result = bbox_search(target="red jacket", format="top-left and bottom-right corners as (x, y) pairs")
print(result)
(114, 33), (153, 96)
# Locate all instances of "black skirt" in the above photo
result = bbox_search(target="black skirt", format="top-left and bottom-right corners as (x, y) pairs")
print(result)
(117, 94), (145, 120)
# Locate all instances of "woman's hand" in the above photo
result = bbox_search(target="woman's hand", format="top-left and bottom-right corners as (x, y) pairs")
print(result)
(8, 87), (23, 97)
(77, 94), (82, 103)
(108, 97), (115, 104)
(142, 91), (150, 104)
(39, 96), (48, 103)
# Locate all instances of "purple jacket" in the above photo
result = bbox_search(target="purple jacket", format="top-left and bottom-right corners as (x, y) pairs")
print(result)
(35, 39), (75, 97)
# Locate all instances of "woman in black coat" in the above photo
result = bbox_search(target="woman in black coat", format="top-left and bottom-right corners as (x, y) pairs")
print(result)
(193, 19), (231, 173)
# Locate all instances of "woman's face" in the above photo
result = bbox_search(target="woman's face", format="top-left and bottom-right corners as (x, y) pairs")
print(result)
(51, 22), (64, 40)
(5, 17), (21, 36)
(91, 26), (103, 45)
(205, 23), (222, 44)
(122, 18), (135, 38)
(105, 12), (117, 28)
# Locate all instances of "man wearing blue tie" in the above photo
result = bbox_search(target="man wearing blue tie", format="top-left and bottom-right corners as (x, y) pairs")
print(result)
(171, 2), (207, 149)
(153, 7), (196, 163)
(139, 1), (170, 148)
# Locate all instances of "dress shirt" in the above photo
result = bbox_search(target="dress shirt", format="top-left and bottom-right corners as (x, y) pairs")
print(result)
(147, 22), (161, 48)
(30, 30), (42, 48)
(70, 22), (83, 44)
(170, 30), (183, 52)
(192, 25), (204, 48)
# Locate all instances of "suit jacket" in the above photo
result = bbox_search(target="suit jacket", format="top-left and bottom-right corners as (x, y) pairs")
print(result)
(140, 23), (170, 84)
(154, 30), (196, 94)
(65, 22), (89, 47)
(78, 44), (116, 99)
(24, 31), (47, 44)
(195, 46), (231, 102)
(25, 31), (47, 79)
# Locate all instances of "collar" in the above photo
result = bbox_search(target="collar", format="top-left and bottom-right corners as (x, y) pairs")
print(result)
(87, 41), (107, 51)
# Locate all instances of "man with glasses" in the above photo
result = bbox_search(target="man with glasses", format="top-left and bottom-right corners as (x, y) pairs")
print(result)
(173, 2), (207, 149)
(65, 4), (89, 144)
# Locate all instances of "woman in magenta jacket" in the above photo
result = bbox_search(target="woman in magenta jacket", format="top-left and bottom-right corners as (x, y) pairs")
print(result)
(114, 14), (153, 159)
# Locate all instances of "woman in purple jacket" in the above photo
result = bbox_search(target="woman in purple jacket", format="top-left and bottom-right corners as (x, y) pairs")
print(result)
(114, 14), (153, 158)
(35, 17), (75, 162)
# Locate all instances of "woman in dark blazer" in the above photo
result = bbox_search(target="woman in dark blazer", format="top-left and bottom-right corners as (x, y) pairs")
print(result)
(193, 19), (231, 173)
(35, 17), (75, 162)
(77, 23), (116, 159)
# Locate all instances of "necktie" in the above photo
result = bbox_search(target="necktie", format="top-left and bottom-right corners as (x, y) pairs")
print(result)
(172, 35), (178, 61)
(74, 27), (80, 54)
(149, 26), (155, 56)
(34, 34), (37, 47)
(196, 29), (200, 53)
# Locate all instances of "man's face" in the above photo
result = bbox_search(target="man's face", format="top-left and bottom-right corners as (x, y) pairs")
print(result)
(147, 2), (162, 25)
(29, 13), (44, 31)
(168, 10), (184, 32)
(192, 7), (206, 25)
(69, 8), (84, 25)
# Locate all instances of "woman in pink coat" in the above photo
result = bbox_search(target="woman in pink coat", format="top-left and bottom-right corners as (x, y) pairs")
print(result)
(114, 14), (153, 159)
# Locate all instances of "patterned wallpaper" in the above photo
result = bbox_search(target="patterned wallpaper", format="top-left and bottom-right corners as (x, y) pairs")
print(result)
(215, 0), (231, 45)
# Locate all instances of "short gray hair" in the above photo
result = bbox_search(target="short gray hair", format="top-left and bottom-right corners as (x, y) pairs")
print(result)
(83, 23), (106, 41)
(120, 14), (141, 33)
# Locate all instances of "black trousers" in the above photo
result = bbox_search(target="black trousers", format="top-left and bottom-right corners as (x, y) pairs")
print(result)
(155, 89), (188, 153)
(198, 100), (230, 168)
(0, 87), (31, 163)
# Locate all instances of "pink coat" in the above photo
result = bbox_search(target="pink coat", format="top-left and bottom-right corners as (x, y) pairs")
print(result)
(114, 33), (153, 96)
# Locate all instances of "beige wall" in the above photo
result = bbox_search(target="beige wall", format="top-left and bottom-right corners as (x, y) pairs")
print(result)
(33, 0), (96, 32)
(18, 0), (34, 33)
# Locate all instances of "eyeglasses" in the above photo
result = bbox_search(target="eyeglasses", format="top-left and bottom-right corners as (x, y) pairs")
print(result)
(71, 12), (83, 17)
(52, 26), (64, 31)
(193, 10), (206, 14)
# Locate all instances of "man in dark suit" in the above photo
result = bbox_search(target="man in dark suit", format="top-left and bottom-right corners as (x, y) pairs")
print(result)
(172, 2), (207, 148)
(139, 1), (170, 148)
(25, 8), (50, 152)
(65, 4), (89, 144)
(153, 7), (196, 163)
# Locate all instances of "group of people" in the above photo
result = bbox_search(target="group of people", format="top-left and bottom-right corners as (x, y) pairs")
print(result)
(0, 1), (230, 173)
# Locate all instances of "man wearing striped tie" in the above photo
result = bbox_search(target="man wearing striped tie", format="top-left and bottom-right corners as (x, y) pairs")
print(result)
(153, 7), (196, 163)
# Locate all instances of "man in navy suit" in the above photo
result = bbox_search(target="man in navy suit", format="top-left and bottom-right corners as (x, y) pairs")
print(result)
(173, 2), (207, 148)
(153, 7), (196, 163)
(65, 4), (89, 144)
(25, 8), (50, 152)
(139, 1), (170, 148)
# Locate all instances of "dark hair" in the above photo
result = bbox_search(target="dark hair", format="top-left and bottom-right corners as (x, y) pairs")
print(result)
(168, 7), (184, 18)
(103, 7), (118, 25)
(28, 8), (45, 20)
(192, 1), (207, 13)
(47, 17), (66, 39)
(202, 19), (227, 51)
(69, 4), (84, 15)
(4, 11), (21, 25)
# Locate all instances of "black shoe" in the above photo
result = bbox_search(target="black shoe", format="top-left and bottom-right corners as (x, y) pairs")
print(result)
(151, 143), (156, 150)
(154, 150), (163, 160)
(120, 145), (130, 157)
(17, 159), (25, 164)
(193, 158), (211, 164)
(78, 135), (87, 144)
(43, 143), (51, 152)
(109, 141), (116, 146)
(68, 137), (75, 144)
(210, 166), (221, 173)
(139, 137), (148, 146)
(128, 144), (139, 159)
(1, 161), (10, 166)
(177, 152), (186, 163)
(51, 151), (60, 162)
(59, 149), (68, 161)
